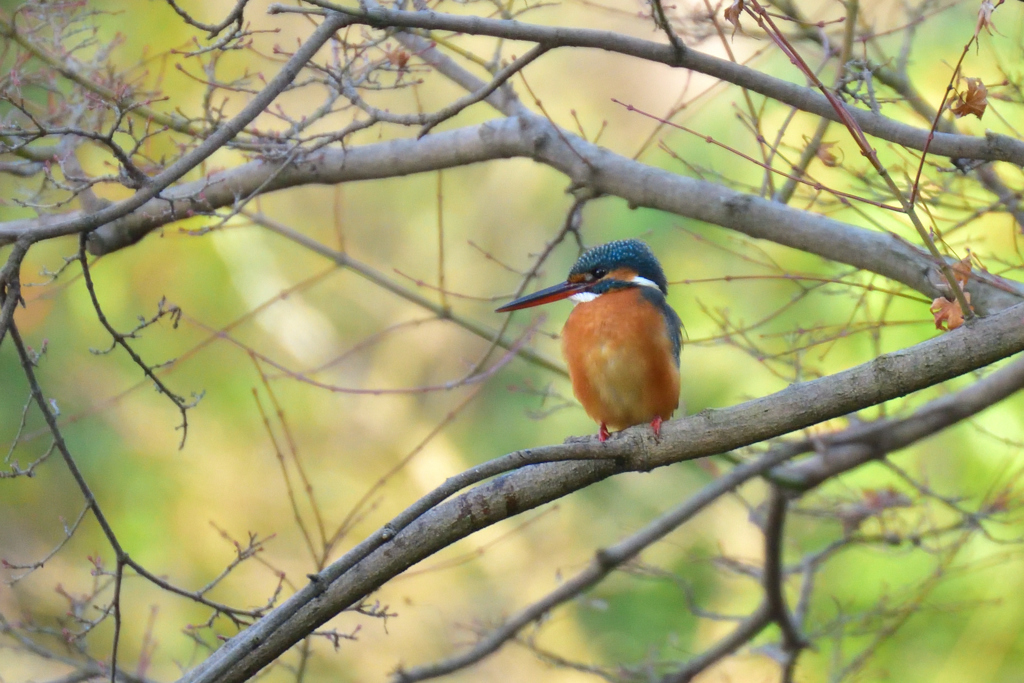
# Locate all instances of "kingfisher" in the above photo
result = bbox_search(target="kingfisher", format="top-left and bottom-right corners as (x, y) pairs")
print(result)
(497, 239), (682, 442)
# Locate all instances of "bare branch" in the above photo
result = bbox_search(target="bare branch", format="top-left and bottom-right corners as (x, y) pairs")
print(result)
(278, 3), (1024, 164)
(5, 115), (1020, 316)
(77, 236), (198, 447)
(7, 2), (1024, 680)
(393, 446), (799, 682)
(393, 344), (1024, 681)
(246, 211), (566, 377)
(0, 239), (29, 348)
(762, 486), (807, 676)
(661, 603), (772, 683)
(0, 11), (353, 248)
(179, 301), (1024, 683)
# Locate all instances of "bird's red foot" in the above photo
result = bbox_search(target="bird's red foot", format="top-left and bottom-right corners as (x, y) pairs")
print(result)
(650, 416), (663, 439)
(599, 423), (610, 442)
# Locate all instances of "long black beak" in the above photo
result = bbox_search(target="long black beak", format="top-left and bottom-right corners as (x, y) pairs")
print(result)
(495, 280), (591, 312)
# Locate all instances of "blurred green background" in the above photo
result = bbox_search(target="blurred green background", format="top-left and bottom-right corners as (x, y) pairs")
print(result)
(3, 0), (1024, 681)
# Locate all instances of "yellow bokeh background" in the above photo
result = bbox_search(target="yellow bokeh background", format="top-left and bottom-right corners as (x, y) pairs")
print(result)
(3, 0), (1024, 681)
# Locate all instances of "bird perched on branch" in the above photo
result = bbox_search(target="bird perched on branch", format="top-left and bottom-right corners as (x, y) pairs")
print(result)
(497, 239), (682, 441)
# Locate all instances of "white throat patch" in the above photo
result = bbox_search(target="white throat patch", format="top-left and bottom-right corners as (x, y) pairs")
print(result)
(570, 292), (599, 304)
(570, 276), (660, 305)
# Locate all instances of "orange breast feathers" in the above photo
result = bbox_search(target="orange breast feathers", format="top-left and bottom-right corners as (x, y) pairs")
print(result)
(560, 287), (681, 432)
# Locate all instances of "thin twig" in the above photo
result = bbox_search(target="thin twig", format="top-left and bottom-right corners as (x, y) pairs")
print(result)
(77, 234), (199, 447)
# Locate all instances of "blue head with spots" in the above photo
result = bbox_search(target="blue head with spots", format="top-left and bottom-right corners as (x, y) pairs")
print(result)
(568, 239), (669, 294)
(496, 239), (675, 315)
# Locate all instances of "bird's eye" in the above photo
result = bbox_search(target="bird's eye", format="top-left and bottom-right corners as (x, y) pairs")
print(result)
(592, 268), (608, 279)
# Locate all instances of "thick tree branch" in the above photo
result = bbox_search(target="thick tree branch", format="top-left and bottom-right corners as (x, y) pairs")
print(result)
(393, 348), (1024, 680)
(8, 4), (1024, 681)
(178, 300), (1024, 683)
(0, 119), (526, 253)
(278, 3), (1024, 165)
(5, 116), (1020, 315)
(0, 12), (352, 248)
(769, 0), (1024, 231)
(393, 445), (801, 682)
(505, 114), (1024, 315)
(775, 354), (1024, 490)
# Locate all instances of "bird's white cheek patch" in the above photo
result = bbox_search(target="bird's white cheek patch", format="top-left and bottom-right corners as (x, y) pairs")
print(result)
(632, 276), (660, 289)
(571, 292), (600, 304)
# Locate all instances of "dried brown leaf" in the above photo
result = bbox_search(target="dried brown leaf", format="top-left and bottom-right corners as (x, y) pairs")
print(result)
(724, 0), (744, 36)
(975, 0), (1001, 38)
(384, 45), (410, 69)
(931, 291), (972, 331)
(951, 78), (988, 119)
